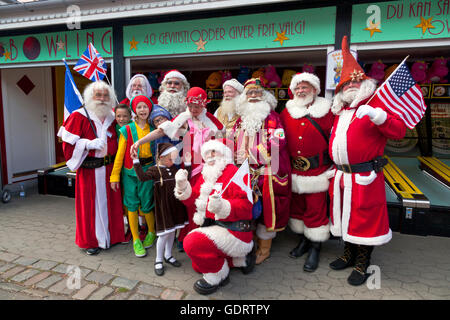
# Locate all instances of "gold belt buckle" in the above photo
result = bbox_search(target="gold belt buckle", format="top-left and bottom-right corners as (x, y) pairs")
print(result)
(341, 164), (352, 173)
(293, 156), (310, 171)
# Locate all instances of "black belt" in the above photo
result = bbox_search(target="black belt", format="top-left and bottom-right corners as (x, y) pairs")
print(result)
(202, 218), (253, 232)
(139, 156), (154, 166)
(336, 156), (387, 174)
(80, 155), (115, 169)
(292, 151), (332, 172)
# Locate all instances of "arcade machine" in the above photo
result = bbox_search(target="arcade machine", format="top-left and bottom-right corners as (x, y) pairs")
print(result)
(384, 81), (450, 238)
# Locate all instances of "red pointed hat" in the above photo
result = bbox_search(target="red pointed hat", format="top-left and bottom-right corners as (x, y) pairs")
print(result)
(335, 35), (370, 93)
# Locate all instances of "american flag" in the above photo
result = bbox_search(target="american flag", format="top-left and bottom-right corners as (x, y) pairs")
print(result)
(73, 43), (107, 82)
(372, 63), (427, 129)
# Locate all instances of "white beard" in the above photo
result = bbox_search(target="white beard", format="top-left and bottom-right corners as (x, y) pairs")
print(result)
(158, 90), (186, 118)
(201, 157), (228, 186)
(291, 93), (314, 108)
(342, 88), (359, 105)
(237, 100), (271, 137)
(85, 100), (112, 119)
(219, 96), (239, 117)
(131, 89), (145, 98)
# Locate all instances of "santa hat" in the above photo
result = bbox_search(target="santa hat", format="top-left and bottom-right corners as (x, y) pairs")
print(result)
(222, 78), (244, 93)
(126, 74), (153, 100)
(335, 36), (371, 93)
(130, 94), (153, 114)
(289, 72), (321, 95)
(162, 69), (188, 86)
(185, 87), (210, 107)
(201, 138), (234, 164)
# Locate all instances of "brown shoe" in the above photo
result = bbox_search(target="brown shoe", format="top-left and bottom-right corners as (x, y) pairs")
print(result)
(255, 238), (272, 265)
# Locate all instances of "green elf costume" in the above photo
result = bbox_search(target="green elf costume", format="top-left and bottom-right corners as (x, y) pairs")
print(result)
(110, 95), (156, 257)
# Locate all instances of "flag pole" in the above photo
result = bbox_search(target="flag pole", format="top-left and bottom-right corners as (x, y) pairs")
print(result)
(63, 58), (98, 138)
(103, 73), (120, 105)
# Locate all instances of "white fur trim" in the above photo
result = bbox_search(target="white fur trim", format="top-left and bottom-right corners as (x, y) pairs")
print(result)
(344, 229), (392, 246)
(285, 96), (331, 119)
(331, 109), (353, 166)
(159, 110), (191, 139)
(371, 107), (387, 126)
(355, 170), (377, 186)
(213, 199), (231, 220)
(57, 126), (80, 145)
(203, 259), (229, 286)
(291, 170), (331, 194)
(330, 170), (343, 237)
(232, 256), (246, 268)
(288, 218), (304, 234)
(223, 79), (244, 93)
(304, 224), (330, 242)
(66, 138), (90, 171)
(193, 225), (253, 258)
(256, 223), (276, 240)
(174, 183), (192, 201)
(290, 72), (321, 95)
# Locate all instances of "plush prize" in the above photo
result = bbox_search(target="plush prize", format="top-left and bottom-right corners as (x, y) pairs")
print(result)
(264, 65), (282, 88)
(282, 69), (297, 87)
(148, 72), (160, 90)
(410, 61), (428, 84)
(237, 66), (251, 84)
(221, 70), (232, 84)
(367, 60), (386, 83)
(205, 71), (222, 89)
(302, 63), (315, 74)
(426, 57), (448, 83)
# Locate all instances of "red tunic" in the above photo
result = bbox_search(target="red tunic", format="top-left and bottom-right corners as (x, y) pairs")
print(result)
(329, 95), (406, 246)
(58, 109), (125, 249)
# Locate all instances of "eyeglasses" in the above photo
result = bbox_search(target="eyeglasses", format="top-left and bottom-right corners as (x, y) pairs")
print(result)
(167, 81), (181, 86)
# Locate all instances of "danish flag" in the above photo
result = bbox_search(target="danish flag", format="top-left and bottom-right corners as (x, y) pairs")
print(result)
(73, 43), (107, 82)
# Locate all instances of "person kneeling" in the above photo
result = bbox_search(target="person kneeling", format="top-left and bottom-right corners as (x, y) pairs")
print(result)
(174, 139), (255, 295)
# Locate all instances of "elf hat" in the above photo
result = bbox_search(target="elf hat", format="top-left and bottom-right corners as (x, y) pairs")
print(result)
(130, 94), (153, 114)
(289, 72), (321, 95)
(335, 35), (370, 93)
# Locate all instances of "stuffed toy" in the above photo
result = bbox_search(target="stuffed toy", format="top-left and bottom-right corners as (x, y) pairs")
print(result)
(333, 62), (342, 85)
(221, 70), (232, 84)
(147, 72), (160, 90)
(252, 67), (268, 87)
(264, 64), (281, 88)
(302, 63), (315, 74)
(367, 60), (386, 83)
(426, 57), (448, 83)
(410, 61), (427, 84)
(237, 66), (251, 84)
(158, 70), (167, 85)
(205, 71), (222, 89)
(282, 69), (297, 87)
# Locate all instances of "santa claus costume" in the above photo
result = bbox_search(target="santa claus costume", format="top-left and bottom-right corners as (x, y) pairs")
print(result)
(280, 72), (334, 272)
(57, 81), (125, 253)
(175, 139), (254, 295)
(158, 69), (190, 118)
(328, 36), (406, 285)
(120, 74), (157, 107)
(231, 78), (291, 265)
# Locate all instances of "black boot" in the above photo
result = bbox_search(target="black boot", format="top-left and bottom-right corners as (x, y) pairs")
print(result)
(241, 248), (256, 275)
(289, 234), (311, 259)
(303, 241), (321, 272)
(347, 245), (374, 286)
(329, 241), (356, 270)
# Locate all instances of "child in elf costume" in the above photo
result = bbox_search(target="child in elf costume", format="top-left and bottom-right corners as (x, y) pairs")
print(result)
(110, 95), (156, 257)
(133, 143), (189, 276)
(114, 103), (133, 243)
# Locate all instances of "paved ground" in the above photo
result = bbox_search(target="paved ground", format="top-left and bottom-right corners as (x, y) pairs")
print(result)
(0, 188), (449, 301)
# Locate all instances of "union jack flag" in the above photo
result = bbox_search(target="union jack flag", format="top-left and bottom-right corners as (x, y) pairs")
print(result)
(370, 61), (427, 129)
(73, 43), (107, 82)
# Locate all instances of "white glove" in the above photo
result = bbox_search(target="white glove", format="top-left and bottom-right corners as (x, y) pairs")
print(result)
(355, 105), (377, 120)
(86, 138), (106, 151)
(175, 169), (189, 190)
(207, 194), (223, 215)
(356, 105), (387, 125)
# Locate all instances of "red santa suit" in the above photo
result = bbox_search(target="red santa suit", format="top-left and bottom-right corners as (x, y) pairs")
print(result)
(281, 95), (334, 242)
(176, 141), (253, 286)
(329, 81), (406, 246)
(58, 108), (125, 249)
